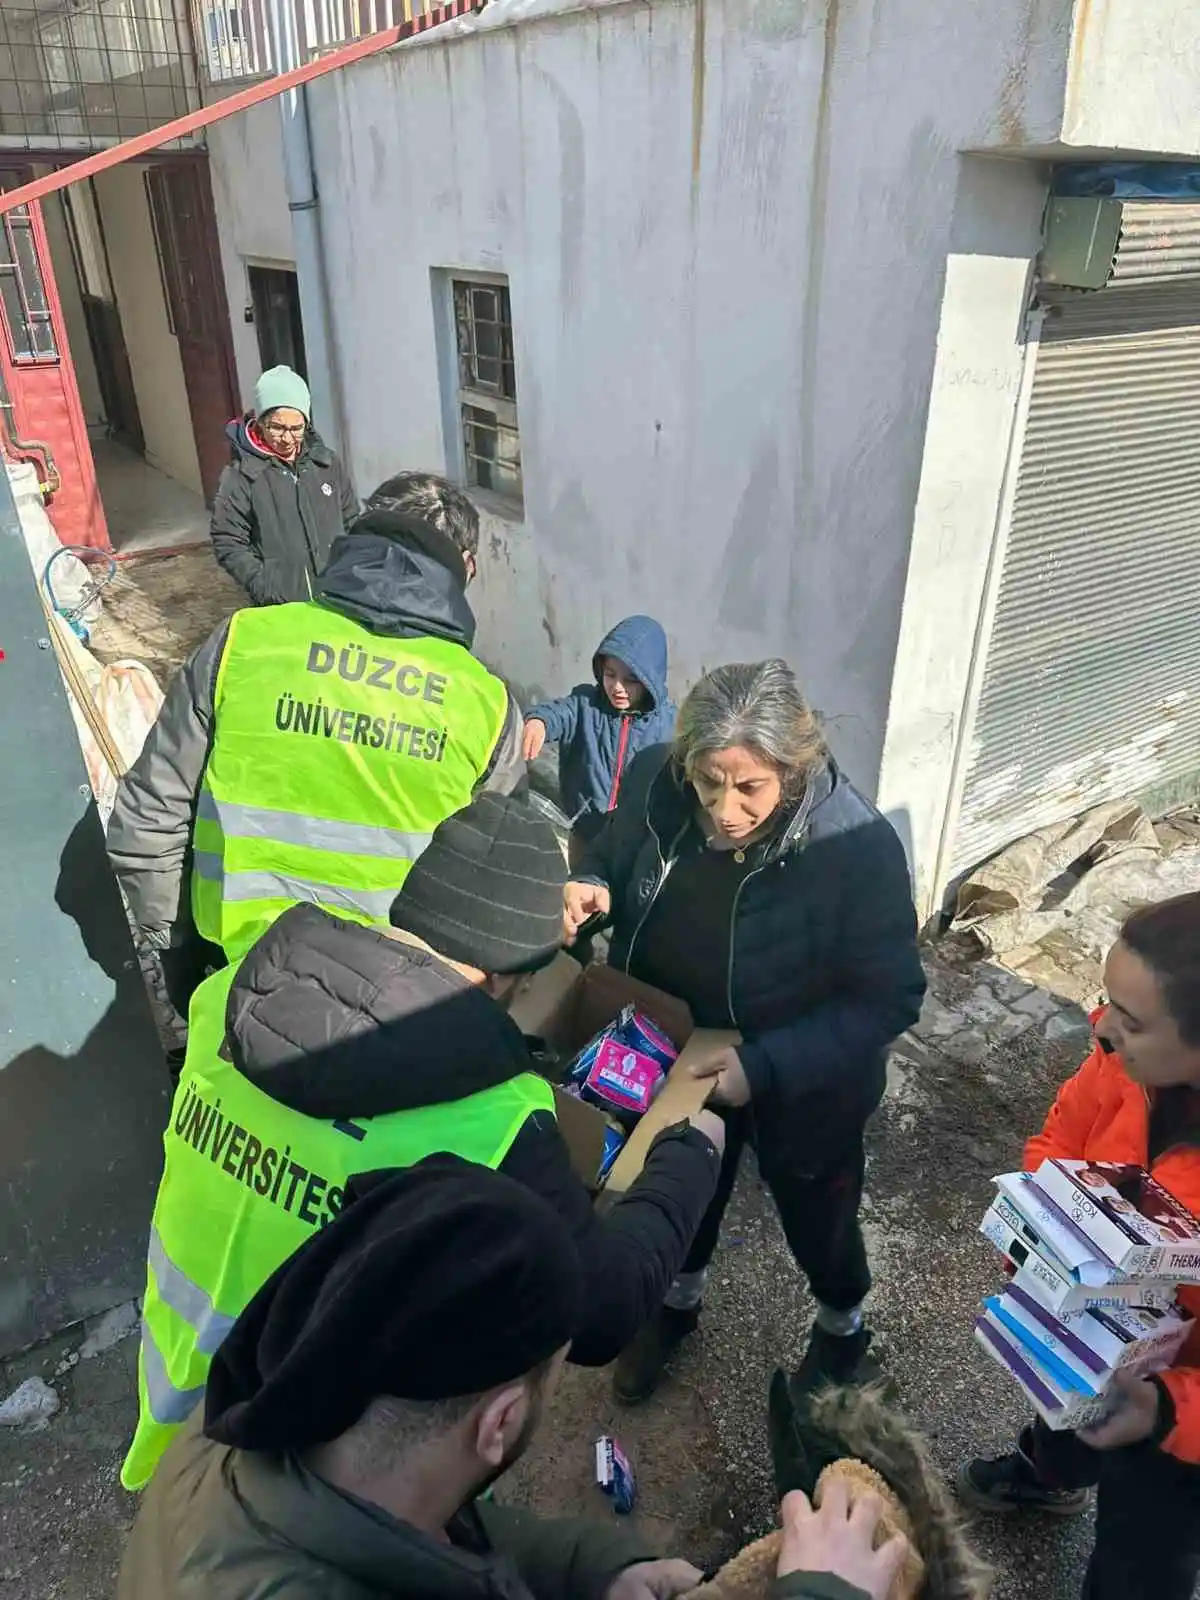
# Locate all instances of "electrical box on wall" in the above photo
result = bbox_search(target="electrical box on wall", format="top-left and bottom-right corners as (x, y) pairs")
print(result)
(1038, 197), (1123, 290)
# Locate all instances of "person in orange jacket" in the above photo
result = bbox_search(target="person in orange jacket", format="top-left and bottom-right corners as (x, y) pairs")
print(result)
(957, 890), (1200, 1600)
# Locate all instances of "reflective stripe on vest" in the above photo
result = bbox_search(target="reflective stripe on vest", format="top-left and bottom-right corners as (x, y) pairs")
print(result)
(196, 792), (434, 862)
(121, 962), (554, 1492)
(190, 602), (509, 958)
(140, 1317), (203, 1425)
(148, 1226), (236, 1356)
(191, 853), (399, 922)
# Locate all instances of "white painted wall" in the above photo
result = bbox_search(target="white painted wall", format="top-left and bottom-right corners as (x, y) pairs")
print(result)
(297, 0), (1076, 795)
(875, 158), (1047, 913)
(203, 0), (1200, 901)
(1062, 0), (1200, 156)
(93, 164), (203, 496)
(208, 100), (294, 406)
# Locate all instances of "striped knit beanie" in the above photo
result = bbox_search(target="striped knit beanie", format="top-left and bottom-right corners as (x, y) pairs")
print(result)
(390, 791), (567, 974)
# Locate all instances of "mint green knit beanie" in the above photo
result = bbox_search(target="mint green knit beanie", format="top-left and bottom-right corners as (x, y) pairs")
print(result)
(253, 366), (311, 422)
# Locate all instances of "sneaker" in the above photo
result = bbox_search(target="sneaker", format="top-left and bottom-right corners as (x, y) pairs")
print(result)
(612, 1305), (699, 1404)
(790, 1324), (881, 1395)
(955, 1433), (1091, 1517)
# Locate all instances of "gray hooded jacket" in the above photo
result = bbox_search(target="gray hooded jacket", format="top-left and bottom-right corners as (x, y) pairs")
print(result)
(107, 516), (525, 947)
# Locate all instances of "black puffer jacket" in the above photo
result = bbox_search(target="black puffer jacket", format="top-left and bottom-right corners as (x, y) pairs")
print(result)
(218, 902), (723, 1366)
(578, 750), (925, 1123)
(210, 416), (357, 605)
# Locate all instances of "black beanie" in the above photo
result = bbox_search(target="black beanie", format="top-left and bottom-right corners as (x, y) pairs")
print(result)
(391, 791), (566, 974)
(204, 1156), (584, 1453)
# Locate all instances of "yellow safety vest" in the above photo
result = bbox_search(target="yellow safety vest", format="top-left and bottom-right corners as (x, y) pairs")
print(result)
(123, 961), (554, 1491)
(191, 601), (509, 959)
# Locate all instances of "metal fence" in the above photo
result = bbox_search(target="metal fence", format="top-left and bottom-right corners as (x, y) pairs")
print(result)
(0, 0), (201, 148)
(192, 0), (436, 82)
(0, 0), (448, 149)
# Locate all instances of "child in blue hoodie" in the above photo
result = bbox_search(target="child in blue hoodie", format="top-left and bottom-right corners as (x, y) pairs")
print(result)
(523, 616), (676, 866)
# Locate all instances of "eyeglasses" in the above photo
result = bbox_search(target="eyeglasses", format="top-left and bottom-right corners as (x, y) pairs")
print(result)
(262, 421), (306, 440)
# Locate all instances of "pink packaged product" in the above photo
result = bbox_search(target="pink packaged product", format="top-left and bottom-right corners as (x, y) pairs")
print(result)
(582, 1037), (666, 1126)
(565, 1004), (678, 1128)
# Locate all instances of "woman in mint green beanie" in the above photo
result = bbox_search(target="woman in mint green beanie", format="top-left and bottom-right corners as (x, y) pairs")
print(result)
(210, 365), (358, 604)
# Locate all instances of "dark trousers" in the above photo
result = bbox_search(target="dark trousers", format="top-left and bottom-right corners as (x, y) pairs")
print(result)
(158, 931), (225, 1084)
(159, 931), (225, 1022)
(682, 1104), (872, 1314)
(1032, 1419), (1200, 1600)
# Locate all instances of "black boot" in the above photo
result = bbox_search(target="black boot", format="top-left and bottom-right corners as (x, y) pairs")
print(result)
(956, 1427), (1091, 1517)
(791, 1323), (880, 1395)
(612, 1305), (699, 1404)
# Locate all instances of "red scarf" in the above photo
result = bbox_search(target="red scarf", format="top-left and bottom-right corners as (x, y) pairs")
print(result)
(247, 419), (299, 464)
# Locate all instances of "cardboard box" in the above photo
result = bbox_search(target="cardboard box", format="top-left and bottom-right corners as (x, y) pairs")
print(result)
(993, 1173), (1114, 1280)
(987, 1193), (1076, 1280)
(984, 1292), (1106, 1396)
(980, 1202), (1179, 1315)
(993, 1284), (1190, 1388)
(974, 1311), (1114, 1432)
(1034, 1160), (1200, 1283)
(508, 954), (738, 1193)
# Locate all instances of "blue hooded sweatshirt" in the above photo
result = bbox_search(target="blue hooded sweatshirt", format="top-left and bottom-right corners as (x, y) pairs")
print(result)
(527, 616), (676, 836)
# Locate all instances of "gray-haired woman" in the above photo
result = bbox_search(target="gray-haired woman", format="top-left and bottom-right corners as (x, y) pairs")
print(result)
(564, 659), (926, 1403)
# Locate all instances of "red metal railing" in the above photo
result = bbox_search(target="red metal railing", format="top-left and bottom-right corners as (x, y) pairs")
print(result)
(0, 0), (483, 217)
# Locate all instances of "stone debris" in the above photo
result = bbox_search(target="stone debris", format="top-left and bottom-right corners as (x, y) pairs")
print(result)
(77, 1302), (139, 1363)
(0, 1378), (60, 1431)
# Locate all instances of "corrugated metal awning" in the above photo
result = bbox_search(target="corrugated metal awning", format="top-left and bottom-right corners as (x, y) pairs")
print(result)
(1110, 204), (1200, 284)
(949, 276), (1200, 877)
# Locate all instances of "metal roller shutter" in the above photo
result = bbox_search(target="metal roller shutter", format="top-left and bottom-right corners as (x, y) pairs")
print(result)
(950, 206), (1200, 875)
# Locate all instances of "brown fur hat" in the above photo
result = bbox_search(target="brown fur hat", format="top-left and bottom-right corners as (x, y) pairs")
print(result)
(805, 1387), (991, 1600)
(691, 1385), (991, 1600)
(685, 1460), (923, 1600)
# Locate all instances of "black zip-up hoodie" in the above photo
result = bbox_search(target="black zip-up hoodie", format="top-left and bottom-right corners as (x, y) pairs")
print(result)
(222, 902), (722, 1365)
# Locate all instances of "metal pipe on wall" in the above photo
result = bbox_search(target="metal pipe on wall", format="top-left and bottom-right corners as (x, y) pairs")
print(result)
(268, 0), (342, 448)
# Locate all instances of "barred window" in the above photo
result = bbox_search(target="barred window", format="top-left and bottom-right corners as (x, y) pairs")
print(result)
(451, 277), (522, 507)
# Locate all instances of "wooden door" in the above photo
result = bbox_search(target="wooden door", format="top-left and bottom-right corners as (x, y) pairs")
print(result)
(145, 160), (238, 504)
(0, 171), (108, 549)
(249, 264), (307, 379)
(62, 180), (143, 454)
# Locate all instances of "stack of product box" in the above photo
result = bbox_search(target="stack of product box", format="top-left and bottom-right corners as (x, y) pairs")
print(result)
(974, 1158), (1199, 1430)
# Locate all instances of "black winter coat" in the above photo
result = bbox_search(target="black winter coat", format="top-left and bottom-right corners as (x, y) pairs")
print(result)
(578, 750), (925, 1134)
(216, 902), (722, 1366)
(210, 416), (357, 605)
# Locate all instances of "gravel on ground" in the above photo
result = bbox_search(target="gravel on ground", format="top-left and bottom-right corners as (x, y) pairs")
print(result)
(0, 951), (1115, 1598)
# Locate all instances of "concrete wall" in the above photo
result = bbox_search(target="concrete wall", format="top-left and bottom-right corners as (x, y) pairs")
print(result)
(1062, 0), (1200, 156)
(208, 101), (294, 407)
(875, 158), (1047, 913)
(204, 0), (1200, 896)
(93, 164), (203, 495)
(295, 0), (1075, 793)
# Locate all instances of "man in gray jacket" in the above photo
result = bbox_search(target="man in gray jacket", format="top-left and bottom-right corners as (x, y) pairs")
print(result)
(119, 1157), (899, 1600)
(108, 474), (524, 1033)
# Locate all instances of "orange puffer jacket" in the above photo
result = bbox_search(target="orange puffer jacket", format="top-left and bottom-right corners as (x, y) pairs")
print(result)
(1025, 1022), (1200, 1464)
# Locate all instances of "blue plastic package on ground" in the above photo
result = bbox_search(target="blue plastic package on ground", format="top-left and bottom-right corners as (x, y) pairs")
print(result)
(595, 1435), (636, 1513)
